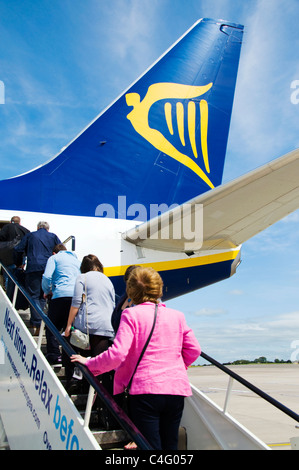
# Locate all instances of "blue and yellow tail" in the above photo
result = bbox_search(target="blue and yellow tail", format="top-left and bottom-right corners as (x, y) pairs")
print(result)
(0, 19), (243, 219)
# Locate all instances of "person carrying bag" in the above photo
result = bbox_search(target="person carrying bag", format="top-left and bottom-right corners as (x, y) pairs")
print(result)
(70, 266), (201, 450)
(69, 279), (90, 350)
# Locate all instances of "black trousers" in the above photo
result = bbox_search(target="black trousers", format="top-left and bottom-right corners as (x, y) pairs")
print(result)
(46, 297), (72, 363)
(128, 394), (185, 450)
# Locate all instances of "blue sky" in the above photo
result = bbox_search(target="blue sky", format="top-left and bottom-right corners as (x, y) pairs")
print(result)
(1, 0), (299, 364)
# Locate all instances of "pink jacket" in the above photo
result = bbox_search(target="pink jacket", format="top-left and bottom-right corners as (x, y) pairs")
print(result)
(85, 302), (201, 396)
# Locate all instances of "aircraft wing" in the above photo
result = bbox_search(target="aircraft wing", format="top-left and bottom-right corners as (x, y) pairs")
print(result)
(123, 148), (299, 252)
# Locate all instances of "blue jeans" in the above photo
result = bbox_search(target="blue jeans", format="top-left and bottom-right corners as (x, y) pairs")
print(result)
(25, 271), (46, 326)
(128, 394), (185, 450)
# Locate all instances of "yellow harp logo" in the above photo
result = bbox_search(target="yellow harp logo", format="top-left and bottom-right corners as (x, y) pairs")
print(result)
(125, 82), (214, 189)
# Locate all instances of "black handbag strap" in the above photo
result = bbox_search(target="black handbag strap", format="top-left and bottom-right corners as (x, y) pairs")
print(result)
(125, 303), (158, 394)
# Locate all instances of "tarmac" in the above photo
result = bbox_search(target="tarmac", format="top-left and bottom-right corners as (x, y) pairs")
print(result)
(187, 363), (299, 450)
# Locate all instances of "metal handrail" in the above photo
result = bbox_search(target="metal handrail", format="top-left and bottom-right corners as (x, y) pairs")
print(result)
(201, 351), (299, 424)
(62, 235), (76, 251)
(4, 263), (298, 448)
(1, 263), (152, 450)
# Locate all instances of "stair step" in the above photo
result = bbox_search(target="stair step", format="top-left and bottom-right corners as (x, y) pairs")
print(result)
(52, 365), (65, 376)
(18, 309), (31, 321)
(79, 409), (98, 426)
(70, 393), (89, 408)
(33, 336), (47, 345)
(92, 429), (129, 449)
(18, 310), (47, 344)
(17, 309), (142, 450)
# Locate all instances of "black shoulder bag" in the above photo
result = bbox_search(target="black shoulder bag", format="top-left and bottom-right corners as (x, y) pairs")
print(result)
(122, 303), (158, 412)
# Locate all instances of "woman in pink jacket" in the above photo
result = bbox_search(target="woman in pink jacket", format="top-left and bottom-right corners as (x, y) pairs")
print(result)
(71, 267), (201, 450)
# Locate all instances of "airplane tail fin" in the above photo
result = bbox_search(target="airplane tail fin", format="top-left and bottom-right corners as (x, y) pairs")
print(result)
(0, 19), (243, 219)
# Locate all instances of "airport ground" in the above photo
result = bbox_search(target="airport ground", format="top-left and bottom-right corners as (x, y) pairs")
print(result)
(188, 363), (299, 450)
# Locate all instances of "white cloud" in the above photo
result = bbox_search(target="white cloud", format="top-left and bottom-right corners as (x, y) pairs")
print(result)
(229, 289), (244, 296)
(190, 309), (299, 364)
(91, 0), (165, 81)
(231, 323), (266, 332)
(193, 308), (227, 317)
(240, 209), (299, 256)
(266, 311), (299, 330)
(227, 0), (299, 177)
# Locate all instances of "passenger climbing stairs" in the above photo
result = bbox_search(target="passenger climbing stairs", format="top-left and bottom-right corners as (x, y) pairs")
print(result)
(1, 263), (299, 450)
(19, 309), (132, 450)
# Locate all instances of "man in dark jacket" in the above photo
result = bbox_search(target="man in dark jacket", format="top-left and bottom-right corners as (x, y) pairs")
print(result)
(0, 216), (30, 295)
(14, 221), (61, 333)
(0, 216), (30, 243)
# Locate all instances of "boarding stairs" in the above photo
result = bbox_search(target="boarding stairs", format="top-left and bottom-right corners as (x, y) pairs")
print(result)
(1, 263), (299, 451)
(13, 309), (133, 449)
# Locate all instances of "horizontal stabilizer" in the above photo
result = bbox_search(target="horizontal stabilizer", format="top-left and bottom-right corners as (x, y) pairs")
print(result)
(123, 148), (299, 252)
